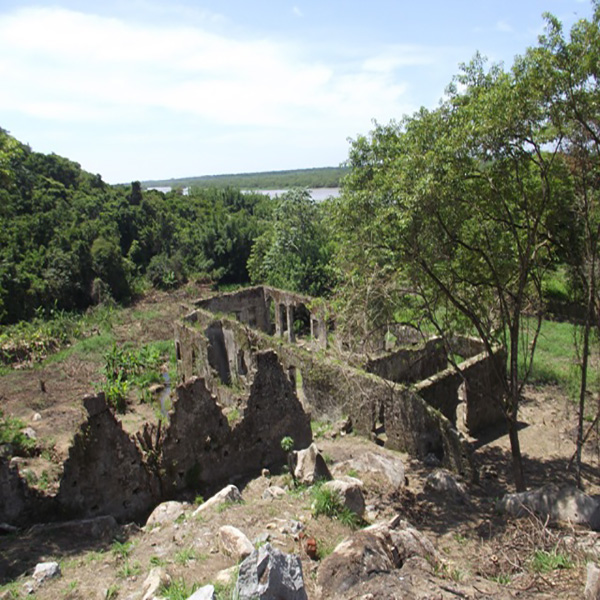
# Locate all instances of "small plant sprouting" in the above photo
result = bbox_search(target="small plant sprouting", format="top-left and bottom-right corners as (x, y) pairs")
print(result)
(280, 436), (294, 452)
(311, 483), (361, 529)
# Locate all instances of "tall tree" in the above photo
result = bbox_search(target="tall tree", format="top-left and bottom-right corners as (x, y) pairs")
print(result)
(335, 55), (573, 491)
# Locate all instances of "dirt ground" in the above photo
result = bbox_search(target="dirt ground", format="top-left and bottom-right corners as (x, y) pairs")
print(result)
(1, 288), (599, 599)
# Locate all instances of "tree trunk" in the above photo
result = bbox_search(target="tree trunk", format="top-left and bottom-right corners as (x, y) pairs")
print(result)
(508, 414), (525, 491)
(508, 319), (526, 492)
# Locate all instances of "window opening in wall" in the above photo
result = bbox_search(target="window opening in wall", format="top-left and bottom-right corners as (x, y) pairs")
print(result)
(267, 297), (275, 334)
(293, 303), (311, 339)
(372, 402), (387, 447)
(237, 350), (248, 376)
(175, 341), (182, 361)
(280, 304), (288, 334)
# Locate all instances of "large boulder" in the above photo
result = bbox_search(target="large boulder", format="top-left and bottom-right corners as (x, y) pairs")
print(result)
(317, 517), (438, 598)
(219, 525), (254, 561)
(497, 484), (600, 530)
(425, 469), (468, 500)
(322, 477), (365, 517)
(586, 562), (600, 600)
(145, 500), (188, 528)
(235, 543), (307, 600)
(293, 443), (331, 485)
(332, 451), (406, 488)
(192, 484), (242, 517)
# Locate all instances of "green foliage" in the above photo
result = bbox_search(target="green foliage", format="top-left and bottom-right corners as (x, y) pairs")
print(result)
(111, 540), (133, 560)
(159, 578), (199, 600)
(280, 436), (294, 453)
(311, 482), (361, 529)
(0, 410), (37, 456)
(247, 189), (335, 296)
(530, 549), (574, 573)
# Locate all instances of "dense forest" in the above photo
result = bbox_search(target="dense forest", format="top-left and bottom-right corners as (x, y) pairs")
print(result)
(141, 166), (347, 191)
(0, 129), (334, 325)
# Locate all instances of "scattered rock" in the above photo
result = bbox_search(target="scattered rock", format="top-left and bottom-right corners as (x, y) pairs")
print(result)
(333, 452), (405, 488)
(322, 477), (365, 517)
(261, 468), (270, 478)
(219, 525), (254, 561)
(32, 561), (61, 585)
(262, 486), (286, 500)
(141, 567), (171, 600)
(192, 484), (243, 516)
(497, 484), (600, 530)
(317, 517), (438, 597)
(425, 469), (467, 500)
(145, 500), (188, 528)
(293, 443), (331, 485)
(235, 543), (307, 600)
(32, 412), (42, 422)
(148, 383), (165, 395)
(586, 562), (600, 600)
(187, 584), (215, 600)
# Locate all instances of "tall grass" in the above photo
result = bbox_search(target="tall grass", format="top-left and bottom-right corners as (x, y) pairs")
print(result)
(521, 317), (599, 403)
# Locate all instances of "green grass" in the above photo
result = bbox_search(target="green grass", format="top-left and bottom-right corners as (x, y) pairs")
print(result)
(174, 547), (198, 565)
(520, 318), (598, 401)
(159, 578), (199, 600)
(530, 549), (574, 573)
(311, 482), (362, 529)
(0, 410), (37, 456)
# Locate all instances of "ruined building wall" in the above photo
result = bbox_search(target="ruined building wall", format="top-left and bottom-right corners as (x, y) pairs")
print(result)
(57, 394), (161, 523)
(364, 338), (448, 383)
(176, 311), (476, 481)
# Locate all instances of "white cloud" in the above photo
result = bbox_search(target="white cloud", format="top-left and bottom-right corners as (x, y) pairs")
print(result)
(0, 6), (435, 129)
(496, 19), (514, 33)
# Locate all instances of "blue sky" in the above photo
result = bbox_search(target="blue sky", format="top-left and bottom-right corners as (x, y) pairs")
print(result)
(0, 0), (593, 183)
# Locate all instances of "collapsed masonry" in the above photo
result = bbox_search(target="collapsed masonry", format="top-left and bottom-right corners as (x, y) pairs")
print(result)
(1, 348), (311, 525)
(0, 285), (505, 527)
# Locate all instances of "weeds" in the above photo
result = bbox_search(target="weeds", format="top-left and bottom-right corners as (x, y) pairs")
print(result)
(0, 411), (37, 456)
(530, 548), (574, 573)
(159, 578), (198, 600)
(111, 540), (133, 560)
(311, 482), (362, 529)
(174, 547), (198, 565)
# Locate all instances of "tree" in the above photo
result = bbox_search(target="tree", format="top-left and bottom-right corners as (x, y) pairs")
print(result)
(526, 3), (600, 487)
(335, 55), (573, 491)
(247, 188), (334, 296)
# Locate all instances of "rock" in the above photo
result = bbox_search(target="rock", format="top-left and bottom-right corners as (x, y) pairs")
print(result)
(0, 522), (18, 535)
(496, 484), (600, 530)
(322, 477), (365, 517)
(262, 486), (286, 500)
(29, 516), (118, 541)
(145, 501), (188, 528)
(293, 443), (331, 485)
(32, 561), (61, 584)
(20, 427), (37, 440)
(426, 469), (467, 499)
(586, 562), (600, 600)
(148, 383), (165, 395)
(141, 567), (171, 600)
(192, 484), (243, 517)
(220, 525), (254, 561)
(32, 412), (42, 422)
(333, 452), (405, 488)
(235, 543), (307, 600)
(214, 566), (238, 587)
(317, 517), (438, 597)
(187, 584), (215, 600)
(424, 453), (441, 467)
(262, 468), (270, 478)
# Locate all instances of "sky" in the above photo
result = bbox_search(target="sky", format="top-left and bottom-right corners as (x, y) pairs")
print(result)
(0, 0), (594, 184)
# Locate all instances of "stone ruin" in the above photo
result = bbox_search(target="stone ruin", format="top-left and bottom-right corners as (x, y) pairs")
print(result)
(0, 285), (506, 527)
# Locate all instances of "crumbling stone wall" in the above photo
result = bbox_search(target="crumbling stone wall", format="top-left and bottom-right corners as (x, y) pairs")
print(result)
(161, 350), (311, 497)
(57, 394), (160, 523)
(176, 310), (476, 481)
(365, 338), (448, 383)
(415, 348), (506, 435)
